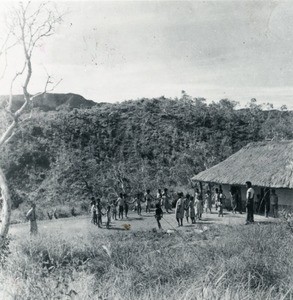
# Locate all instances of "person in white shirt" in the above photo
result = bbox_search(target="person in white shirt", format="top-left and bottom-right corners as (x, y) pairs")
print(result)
(245, 181), (255, 224)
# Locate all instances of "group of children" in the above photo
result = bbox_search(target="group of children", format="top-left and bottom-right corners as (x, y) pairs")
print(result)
(90, 187), (227, 230)
(174, 188), (226, 227)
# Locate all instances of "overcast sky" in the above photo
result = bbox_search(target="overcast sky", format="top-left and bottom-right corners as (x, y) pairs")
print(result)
(1, 1), (293, 108)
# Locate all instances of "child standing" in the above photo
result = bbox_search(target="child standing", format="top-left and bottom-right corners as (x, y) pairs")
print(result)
(217, 198), (224, 217)
(175, 192), (185, 226)
(91, 200), (98, 225)
(26, 203), (38, 235)
(111, 199), (117, 220)
(185, 194), (190, 223)
(189, 196), (196, 224)
(155, 203), (163, 229)
(97, 198), (103, 227)
(204, 190), (212, 213)
(145, 189), (154, 213)
(131, 193), (142, 216)
(106, 205), (111, 229)
(214, 188), (220, 211)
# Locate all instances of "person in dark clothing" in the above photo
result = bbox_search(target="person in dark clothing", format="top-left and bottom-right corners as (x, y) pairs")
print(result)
(245, 181), (254, 224)
(97, 198), (103, 228)
(155, 203), (163, 229)
(123, 193), (129, 218)
(236, 192), (242, 214)
(116, 193), (124, 219)
(26, 203), (38, 235)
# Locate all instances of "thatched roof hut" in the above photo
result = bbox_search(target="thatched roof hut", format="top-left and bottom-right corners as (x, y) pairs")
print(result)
(192, 140), (293, 189)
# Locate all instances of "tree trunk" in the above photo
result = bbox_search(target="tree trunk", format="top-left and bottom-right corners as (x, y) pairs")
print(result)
(0, 167), (11, 245)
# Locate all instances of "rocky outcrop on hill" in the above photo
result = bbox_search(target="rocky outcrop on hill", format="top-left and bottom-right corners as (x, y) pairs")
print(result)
(0, 93), (97, 112)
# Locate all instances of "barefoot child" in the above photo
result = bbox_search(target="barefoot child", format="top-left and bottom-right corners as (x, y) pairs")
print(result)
(217, 197), (224, 217)
(111, 199), (117, 220)
(185, 194), (190, 223)
(106, 205), (111, 229)
(189, 196), (196, 224)
(175, 192), (185, 226)
(91, 200), (98, 225)
(97, 198), (103, 227)
(155, 203), (163, 229)
(26, 203), (38, 235)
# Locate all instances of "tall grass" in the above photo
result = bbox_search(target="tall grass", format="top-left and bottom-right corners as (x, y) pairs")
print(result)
(0, 223), (292, 299)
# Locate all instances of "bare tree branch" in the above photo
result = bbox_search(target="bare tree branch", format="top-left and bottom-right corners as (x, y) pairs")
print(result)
(0, 1), (63, 243)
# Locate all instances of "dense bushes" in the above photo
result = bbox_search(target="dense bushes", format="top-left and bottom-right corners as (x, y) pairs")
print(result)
(2, 97), (293, 220)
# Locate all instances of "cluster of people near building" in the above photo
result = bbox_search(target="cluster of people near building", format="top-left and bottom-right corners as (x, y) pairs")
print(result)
(24, 181), (279, 234)
(89, 181), (280, 229)
(89, 182), (274, 229)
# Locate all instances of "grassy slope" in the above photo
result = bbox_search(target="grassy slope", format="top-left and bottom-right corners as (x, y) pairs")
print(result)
(1, 214), (292, 300)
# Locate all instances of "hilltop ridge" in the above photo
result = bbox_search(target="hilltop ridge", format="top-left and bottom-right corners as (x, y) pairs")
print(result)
(0, 92), (97, 112)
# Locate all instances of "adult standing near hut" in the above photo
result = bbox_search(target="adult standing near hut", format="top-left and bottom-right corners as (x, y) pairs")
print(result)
(175, 192), (185, 226)
(26, 203), (38, 235)
(245, 181), (254, 224)
(270, 189), (279, 218)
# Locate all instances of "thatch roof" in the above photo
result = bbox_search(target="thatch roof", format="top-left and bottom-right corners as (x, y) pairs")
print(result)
(192, 141), (293, 188)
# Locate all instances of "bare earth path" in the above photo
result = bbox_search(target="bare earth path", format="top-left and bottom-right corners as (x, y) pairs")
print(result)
(9, 208), (279, 242)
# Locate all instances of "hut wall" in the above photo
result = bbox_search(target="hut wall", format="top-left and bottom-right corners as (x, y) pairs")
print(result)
(237, 186), (292, 208)
(221, 184), (231, 208)
(276, 188), (293, 207)
(211, 183), (292, 209)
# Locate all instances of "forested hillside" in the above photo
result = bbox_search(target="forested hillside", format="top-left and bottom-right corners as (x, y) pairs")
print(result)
(1, 95), (293, 221)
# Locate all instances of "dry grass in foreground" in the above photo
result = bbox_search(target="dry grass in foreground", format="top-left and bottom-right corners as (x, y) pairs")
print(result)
(0, 222), (292, 300)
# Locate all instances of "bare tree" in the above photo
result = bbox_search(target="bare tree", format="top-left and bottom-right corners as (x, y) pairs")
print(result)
(0, 2), (62, 244)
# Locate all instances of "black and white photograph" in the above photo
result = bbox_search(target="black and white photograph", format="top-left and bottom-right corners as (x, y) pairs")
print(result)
(0, 1), (292, 299)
